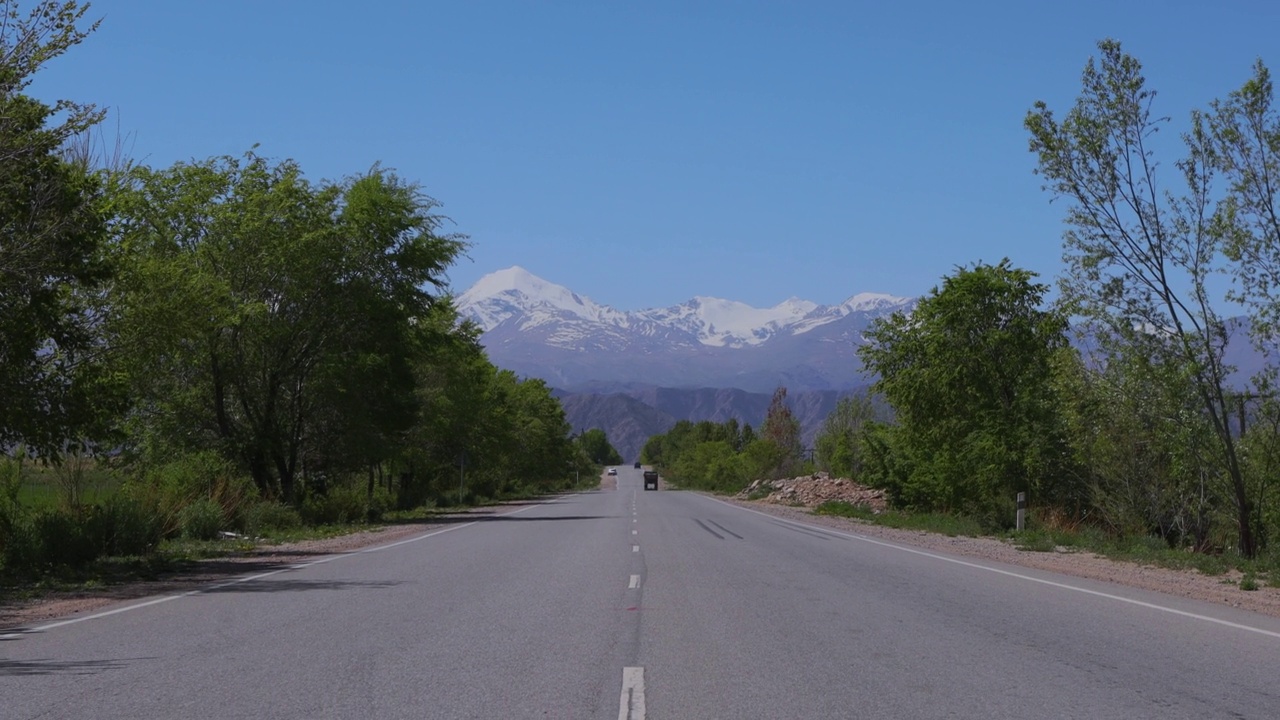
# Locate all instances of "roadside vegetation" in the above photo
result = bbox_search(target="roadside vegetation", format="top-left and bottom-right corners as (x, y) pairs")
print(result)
(0, 1), (609, 592)
(648, 40), (1280, 585)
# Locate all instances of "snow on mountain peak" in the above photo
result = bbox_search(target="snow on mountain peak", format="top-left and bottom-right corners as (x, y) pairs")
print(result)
(841, 292), (912, 313)
(458, 266), (559, 303)
(456, 266), (622, 332)
(455, 267), (911, 346)
(675, 295), (822, 347)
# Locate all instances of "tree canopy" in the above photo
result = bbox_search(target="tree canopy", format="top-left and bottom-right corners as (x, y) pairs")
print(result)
(0, 0), (112, 455)
(859, 260), (1071, 521)
(1026, 39), (1280, 555)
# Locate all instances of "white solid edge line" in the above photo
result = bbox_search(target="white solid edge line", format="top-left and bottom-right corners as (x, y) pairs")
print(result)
(628, 574), (641, 589)
(618, 666), (646, 720)
(702, 494), (1280, 641)
(0, 497), (560, 638)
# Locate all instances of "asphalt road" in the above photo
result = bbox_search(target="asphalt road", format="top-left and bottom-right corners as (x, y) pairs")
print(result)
(4, 466), (1280, 719)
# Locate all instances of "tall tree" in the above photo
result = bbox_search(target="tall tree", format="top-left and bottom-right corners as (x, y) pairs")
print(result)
(110, 153), (465, 501)
(577, 428), (623, 466)
(859, 260), (1071, 518)
(1026, 40), (1257, 555)
(0, 0), (113, 455)
(759, 386), (801, 479)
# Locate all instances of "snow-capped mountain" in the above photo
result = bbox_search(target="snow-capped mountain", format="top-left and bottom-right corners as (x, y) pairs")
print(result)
(455, 266), (914, 392)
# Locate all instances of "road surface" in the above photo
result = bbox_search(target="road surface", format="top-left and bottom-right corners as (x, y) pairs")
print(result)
(3, 465), (1280, 718)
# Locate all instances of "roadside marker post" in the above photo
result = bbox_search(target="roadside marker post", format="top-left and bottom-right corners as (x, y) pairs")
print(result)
(1016, 491), (1026, 531)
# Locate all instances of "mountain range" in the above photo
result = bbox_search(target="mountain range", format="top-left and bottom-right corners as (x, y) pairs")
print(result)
(454, 267), (906, 460)
(456, 266), (912, 393)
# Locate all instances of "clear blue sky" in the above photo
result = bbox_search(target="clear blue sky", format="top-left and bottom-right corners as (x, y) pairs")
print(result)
(29, 0), (1280, 310)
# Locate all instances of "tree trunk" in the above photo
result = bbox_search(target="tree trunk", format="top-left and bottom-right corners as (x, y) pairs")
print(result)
(275, 453), (295, 504)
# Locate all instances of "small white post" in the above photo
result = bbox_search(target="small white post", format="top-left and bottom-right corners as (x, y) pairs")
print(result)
(1016, 491), (1026, 531)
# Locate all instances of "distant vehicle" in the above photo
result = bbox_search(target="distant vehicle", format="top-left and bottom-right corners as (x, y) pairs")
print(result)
(643, 470), (659, 491)
(607, 467), (617, 475)
(634, 461), (641, 469)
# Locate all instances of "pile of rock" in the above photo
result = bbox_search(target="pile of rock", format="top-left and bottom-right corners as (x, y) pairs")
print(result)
(738, 472), (889, 512)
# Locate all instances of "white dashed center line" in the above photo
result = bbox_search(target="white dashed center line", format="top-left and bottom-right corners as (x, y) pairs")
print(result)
(618, 666), (646, 720)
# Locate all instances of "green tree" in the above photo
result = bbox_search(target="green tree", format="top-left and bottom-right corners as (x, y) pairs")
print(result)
(399, 307), (495, 505)
(1026, 40), (1258, 555)
(577, 428), (623, 466)
(1055, 347), (1216, 547)
(671, 440), (746, 492)
(0, 0), (115, 455)
(814, 392), (878, 478)
(110, 153), (465, 502)
(641, 418), (758, 491)
(759, 387), (801, 478)
(495, 373), (575, 493)
(1202, 61), (1280, 335)
(859, 260), (1071, 521)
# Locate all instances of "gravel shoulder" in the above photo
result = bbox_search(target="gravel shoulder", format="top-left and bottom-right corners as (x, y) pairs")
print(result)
(722, 496), (1280, 618)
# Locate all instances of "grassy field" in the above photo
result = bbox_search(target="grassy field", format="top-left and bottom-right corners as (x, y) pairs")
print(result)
(10, 460), (121, 509)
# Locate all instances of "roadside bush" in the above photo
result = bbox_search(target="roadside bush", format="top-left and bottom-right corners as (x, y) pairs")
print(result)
(178, 498), (225, 540)
(1, 508), (39, 573)
(0, 493), (167, 577)
(367, 485), (393, 522)
(2, 507), (98, 571)
(91, 495), (165, 556)
(37, 508), (101, 567)
(138, 451), (255, 534)
(241, 501), (302, 535)
(301, 484), (367, 525)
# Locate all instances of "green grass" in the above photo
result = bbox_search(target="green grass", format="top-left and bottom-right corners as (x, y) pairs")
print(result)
(999, 521), (1276, 586)
(12, 462), (122, 509)
(814, 500), (877, 520)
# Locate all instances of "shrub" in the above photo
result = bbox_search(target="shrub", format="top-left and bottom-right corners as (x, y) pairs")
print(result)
(93, 495), (165, 556)
(137, 451), (254, 534)
(241, 501), (302, 535)
(367, 485), (393, 522)
(38, 508), (103, 567)
(1, 509), (41, 574)
(178, 498), (224, 540)
(301, 484), (367, 525)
